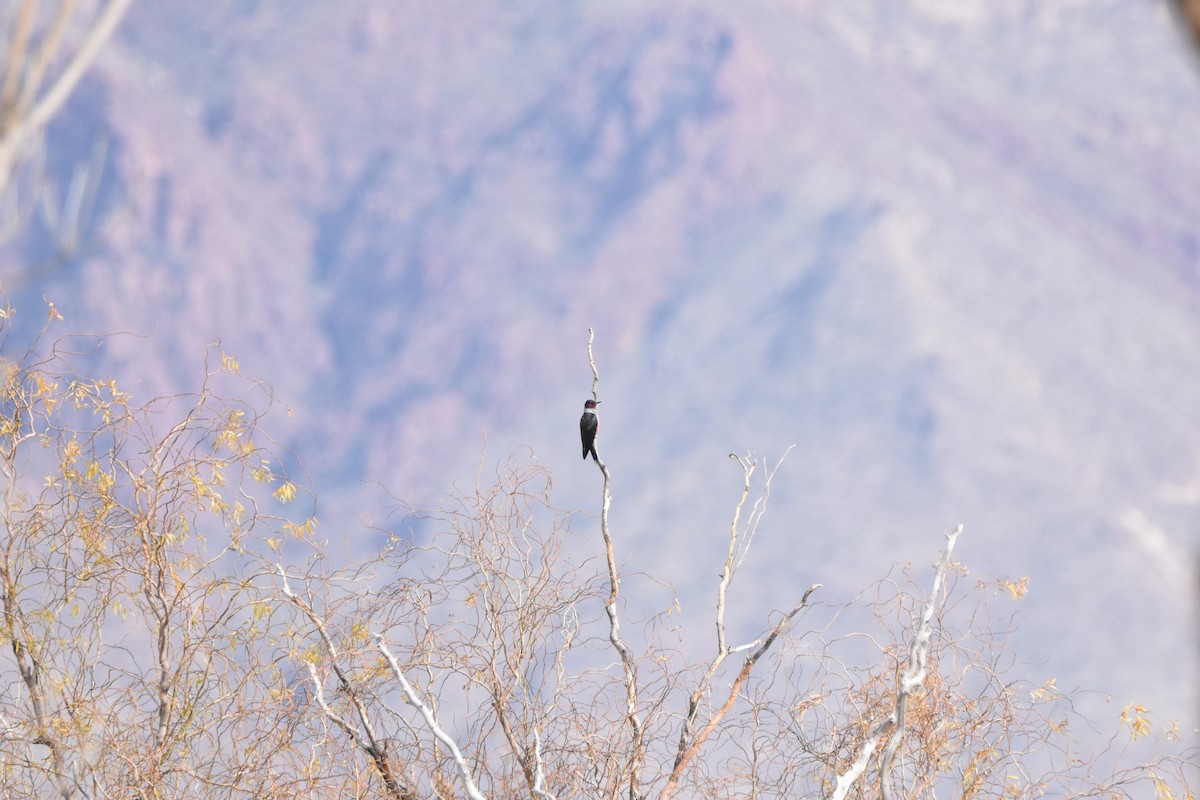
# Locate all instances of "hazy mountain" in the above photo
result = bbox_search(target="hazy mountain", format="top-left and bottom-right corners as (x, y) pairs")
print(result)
(4, 0), (1198, 737)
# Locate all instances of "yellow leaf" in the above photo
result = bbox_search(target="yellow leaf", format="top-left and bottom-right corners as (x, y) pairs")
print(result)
(1151, 771), (1176, 800)
(999, 576), (1030, 599)
(281, 516), (318, 538)
(1120, 703), (1152, 740)
(1030, 677), (1060, 702)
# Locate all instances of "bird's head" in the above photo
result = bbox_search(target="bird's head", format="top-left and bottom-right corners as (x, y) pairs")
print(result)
(583, 399), (600, 410)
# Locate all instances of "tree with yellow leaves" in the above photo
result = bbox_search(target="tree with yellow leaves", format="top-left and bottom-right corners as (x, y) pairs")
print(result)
(0, 304), (319, 797)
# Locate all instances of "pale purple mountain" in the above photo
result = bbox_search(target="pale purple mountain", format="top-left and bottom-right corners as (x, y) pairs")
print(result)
(2, 0), (1197, 736)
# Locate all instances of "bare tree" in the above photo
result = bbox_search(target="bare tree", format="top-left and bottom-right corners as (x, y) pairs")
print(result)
(276, 445), (1197, 799)
(273, 332), (1197, 799)
(0, 312), (1192, 797)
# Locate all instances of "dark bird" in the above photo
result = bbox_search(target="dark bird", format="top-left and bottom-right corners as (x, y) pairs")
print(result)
(580, 399), (600, 462)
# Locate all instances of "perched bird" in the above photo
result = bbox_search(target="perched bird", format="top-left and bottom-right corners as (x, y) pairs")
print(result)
(580, 399), (600, 462)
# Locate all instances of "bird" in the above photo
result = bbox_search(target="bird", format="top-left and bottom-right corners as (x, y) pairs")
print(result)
(580, 399), (600, 462)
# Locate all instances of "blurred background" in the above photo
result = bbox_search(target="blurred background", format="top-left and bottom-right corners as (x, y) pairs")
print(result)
(2, 0), (1198, 740)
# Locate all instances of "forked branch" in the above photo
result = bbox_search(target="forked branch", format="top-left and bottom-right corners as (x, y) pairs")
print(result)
(375, 634), (488, 800)
(660, 450), (815, 800)
(828, 524), (964, 800)
(278, 567), (414, 800)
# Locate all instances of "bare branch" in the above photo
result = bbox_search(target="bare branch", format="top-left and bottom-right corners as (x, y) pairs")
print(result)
(587, 327), (600, 404)
(0, 1), (37, 128)
(531, 727), (557, 800)
(877, 523), (963, 798)
(280, 567), (414, 800)
(828, 524), (964, 800)
(0, 0), (132, 161)
(586, 328), (644, 798)
(302, 662), (366, 749)
(658, 451), (807, 800)
(0, 0), (129, 264)
(375, 633), (488, 800)
(661, 580), (820, 799)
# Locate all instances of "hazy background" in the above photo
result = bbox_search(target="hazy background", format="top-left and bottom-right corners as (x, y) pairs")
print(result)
(3, 0), (1199, 739)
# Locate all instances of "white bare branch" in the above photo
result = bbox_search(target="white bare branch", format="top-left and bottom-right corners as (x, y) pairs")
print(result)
(828, 524), (964, 800)
(659, 450), (813, 800)
(587, 328), (645, 797)
(303, 662), (364, 749)
(374, 634), (488, 800)
(280, 566), (412, 799)
(531, 728), (557, 800)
